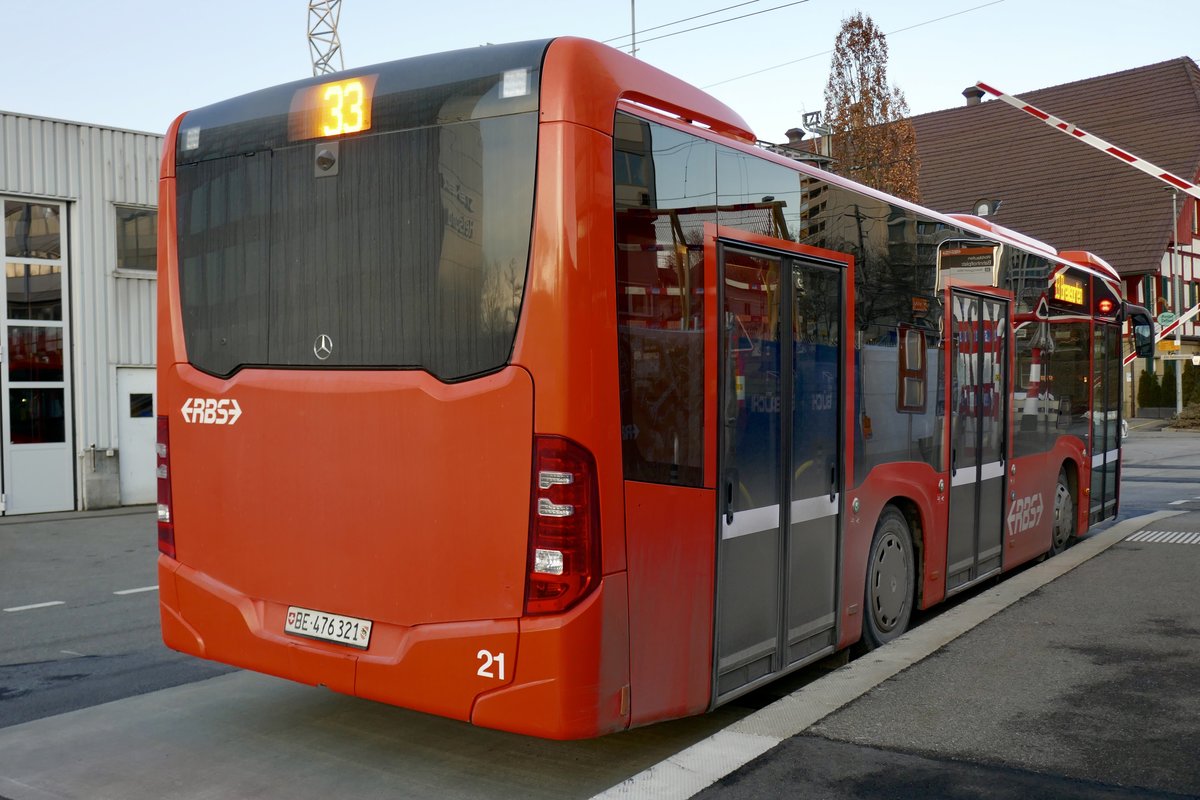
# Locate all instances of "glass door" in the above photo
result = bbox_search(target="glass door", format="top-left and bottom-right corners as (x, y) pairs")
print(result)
(716, 246), (783, 697)
(1090, 323), (1121, 522)
(947, 290), (1008, 592)
(715, 239), (844, 700)
(2, 198), (74, 514)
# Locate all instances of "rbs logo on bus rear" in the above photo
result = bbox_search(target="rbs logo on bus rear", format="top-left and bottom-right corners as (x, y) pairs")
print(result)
(181, 397), (243, 426)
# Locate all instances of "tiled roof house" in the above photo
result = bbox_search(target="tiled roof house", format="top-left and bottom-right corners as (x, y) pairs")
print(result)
(909, 57), (1200, 333)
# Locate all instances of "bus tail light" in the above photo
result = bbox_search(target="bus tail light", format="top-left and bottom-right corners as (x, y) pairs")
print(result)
(525, 436), (601, 615)
(157, 415), (176, 559)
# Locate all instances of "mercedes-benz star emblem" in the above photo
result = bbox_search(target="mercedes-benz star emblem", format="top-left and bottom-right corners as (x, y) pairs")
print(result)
(314, 333), (334, 360)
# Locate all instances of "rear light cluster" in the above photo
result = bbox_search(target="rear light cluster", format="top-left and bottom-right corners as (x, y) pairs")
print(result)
(157, 416), (176, 559)
(525, 436), (601, 615)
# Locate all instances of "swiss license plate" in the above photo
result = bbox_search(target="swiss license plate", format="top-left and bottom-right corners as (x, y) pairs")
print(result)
(284, 606), (372, 649)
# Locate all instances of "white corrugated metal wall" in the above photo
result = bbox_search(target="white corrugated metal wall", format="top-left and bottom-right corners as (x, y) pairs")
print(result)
(1, 111), (162, 509)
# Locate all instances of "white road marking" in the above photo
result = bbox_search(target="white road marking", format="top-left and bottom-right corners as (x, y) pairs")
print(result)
(60, 650), (84, 657)
(1169, 500), (1188, 505)
(1127, 530), (1200, 544)
(4, 601), (65, 613)
(113, 585), (158, 596)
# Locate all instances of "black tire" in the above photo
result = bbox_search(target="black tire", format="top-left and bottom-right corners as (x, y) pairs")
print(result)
(1049, 469), (1075, 556)
(862, 505), (915, 651)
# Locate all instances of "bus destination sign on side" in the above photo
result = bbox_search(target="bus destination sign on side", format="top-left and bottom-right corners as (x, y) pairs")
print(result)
(937, 244), (998, 288)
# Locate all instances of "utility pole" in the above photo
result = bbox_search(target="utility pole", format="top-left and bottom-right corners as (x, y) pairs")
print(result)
(1173, 189), (1184, 413)
(630, 1), (638, 58)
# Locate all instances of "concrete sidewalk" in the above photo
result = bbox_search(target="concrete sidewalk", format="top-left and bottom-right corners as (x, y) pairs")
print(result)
(1127, 416), (1172, 433)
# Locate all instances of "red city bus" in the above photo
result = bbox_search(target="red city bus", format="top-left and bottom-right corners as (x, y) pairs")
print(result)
(156, 37), (1154, 739)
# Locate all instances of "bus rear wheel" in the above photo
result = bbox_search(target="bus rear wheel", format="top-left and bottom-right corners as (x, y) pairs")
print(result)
(862, 506), (915, 651)
(1050, 469), (1075, 555)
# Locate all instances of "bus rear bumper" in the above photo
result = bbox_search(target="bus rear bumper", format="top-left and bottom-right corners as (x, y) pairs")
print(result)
(159, 557), (358, 695)
(158, 557), (630, 738)
(470, 572), (631, 739)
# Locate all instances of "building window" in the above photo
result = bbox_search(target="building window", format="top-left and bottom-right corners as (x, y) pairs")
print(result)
(115, 205), (157, 271)
(5, 201), (61, 259)
(129, 393), (153, 418)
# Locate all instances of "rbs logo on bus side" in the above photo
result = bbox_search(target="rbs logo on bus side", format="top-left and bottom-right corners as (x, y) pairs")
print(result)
(181, 397), (243, 426)
(1006, 492), (1044, 537)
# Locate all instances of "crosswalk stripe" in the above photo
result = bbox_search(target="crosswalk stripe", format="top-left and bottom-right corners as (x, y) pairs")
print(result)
(1125, 530), (1200, 544)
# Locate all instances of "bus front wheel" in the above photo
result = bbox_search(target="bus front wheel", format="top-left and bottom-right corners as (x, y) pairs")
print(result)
(862, 506), (915, 650)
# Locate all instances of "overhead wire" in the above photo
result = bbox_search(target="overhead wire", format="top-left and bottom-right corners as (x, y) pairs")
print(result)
(601, 1), (764, 45)
(610, 1), (812, 51)
(701, 0), (1007, 89)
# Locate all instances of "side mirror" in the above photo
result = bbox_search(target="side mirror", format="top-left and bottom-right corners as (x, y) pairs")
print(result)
(1128, 308), (1154, 359)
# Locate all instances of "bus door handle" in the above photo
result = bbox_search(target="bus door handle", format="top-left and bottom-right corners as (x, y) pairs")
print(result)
(951, 448), (957, 478)
(829, 466), (836, 502)
(724, 469), (737, 525)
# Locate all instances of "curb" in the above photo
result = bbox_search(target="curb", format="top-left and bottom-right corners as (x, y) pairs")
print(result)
(0, 506), (154, 527)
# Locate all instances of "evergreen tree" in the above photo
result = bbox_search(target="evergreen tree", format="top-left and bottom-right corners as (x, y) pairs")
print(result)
(1137, 368), (1160, 410)
(1184, 361), (1200, 406)
(1161, 361), (1179, 408)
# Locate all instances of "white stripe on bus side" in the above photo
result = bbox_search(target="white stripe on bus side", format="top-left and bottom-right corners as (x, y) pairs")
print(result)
(791, 495), (839, 525)
(722, 496), (839, 540)
(951, 461), (1005, 488)
(722, 504), (780, 540)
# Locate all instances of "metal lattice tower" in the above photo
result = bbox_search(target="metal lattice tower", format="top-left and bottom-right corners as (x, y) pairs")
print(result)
(308, 1), (345, 76)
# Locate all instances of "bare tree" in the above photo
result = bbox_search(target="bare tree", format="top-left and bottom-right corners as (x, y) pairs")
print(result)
(823, 12), (921, 202)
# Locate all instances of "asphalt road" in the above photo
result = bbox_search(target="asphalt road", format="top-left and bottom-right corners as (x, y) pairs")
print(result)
(1119, 424), (1200, 515)
(0, 509), (231, 728)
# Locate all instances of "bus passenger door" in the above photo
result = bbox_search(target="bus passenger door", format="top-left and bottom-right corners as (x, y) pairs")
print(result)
(1090, 322), (1121, 522)
(715, 240), (843, 702)
(946, 290), (1009, 593)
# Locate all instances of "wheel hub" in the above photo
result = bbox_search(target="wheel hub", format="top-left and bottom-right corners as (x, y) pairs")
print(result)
(871, 532), (908, 631)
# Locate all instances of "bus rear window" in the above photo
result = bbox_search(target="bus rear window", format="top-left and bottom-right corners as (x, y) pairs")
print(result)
(173, 41), (545, 381)
(176, 115), (535, 380)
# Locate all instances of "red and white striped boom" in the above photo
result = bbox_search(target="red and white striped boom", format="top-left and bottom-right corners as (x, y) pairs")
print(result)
(1123, 301), (1200, 366)
(976, 82), (1200, 202)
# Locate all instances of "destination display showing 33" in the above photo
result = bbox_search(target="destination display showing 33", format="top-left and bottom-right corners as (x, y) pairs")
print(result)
(288, 75), (379, 141)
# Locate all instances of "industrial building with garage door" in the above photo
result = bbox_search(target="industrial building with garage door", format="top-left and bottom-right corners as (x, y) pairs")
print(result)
(1, 110), (160, 515)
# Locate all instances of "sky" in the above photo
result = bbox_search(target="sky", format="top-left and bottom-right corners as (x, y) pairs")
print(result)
(3, 0), (1198, 142)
